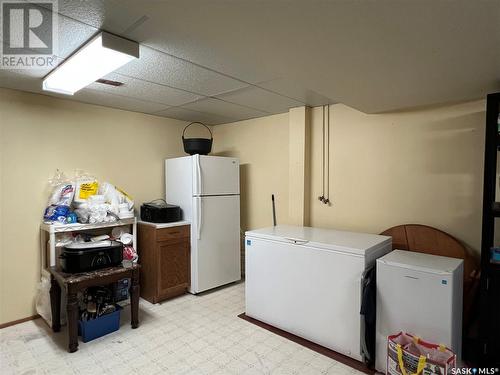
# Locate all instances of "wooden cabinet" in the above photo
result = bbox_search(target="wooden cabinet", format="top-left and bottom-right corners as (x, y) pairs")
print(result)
(157, 239), (190, 300)
(138, 222), (190, 303)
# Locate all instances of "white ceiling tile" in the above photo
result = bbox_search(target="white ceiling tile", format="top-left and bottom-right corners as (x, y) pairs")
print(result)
(216, 85), (304, 114)
(115, 46), (247, 97)
(88, 73), (202, 106)
(37, 0), (104, 28)
(0, 70), (169, 115)
(102, 1), (500, 112)
(118, 10), (276, 84)
(155, 107), (232, 125)
(55, 13), (99, 59)
(53, 0), (147, 36)
(3, 0), (499, 117)
(181, 97), (268, 122)
(257, 79), (333, 107)
(72, 88), (170, 114)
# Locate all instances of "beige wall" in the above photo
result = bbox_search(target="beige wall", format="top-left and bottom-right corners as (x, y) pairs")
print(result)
(0, 88), (190, 324)
(308, 101), (485, 251)
(288, 107), (311, 226)
(212, 113), (291, 232)
(213, 101), (486, 254)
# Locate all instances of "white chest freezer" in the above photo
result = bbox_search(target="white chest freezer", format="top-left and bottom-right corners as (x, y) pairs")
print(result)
(245, 225), (392, 361)
(375, 250), (463, 373)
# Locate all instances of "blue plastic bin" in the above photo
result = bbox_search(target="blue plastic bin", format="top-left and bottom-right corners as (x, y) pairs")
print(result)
(491, 247), (500, 263)
(78, 305), (122, 343)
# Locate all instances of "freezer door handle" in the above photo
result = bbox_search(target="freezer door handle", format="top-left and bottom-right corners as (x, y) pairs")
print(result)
(196, 197), (202, 240)
(284, 237), (309, 245)
(404, 275), (420, 280)
(196, 154), (202, 195)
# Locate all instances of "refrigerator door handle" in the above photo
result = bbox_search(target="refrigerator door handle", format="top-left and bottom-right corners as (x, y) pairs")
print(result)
(197, 197), (202, 240)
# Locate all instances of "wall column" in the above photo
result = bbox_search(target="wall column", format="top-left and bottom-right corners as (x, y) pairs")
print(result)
(288, 106), (311, 226)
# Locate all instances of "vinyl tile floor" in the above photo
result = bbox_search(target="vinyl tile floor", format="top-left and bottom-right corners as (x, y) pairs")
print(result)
(0, 282), (365, 375)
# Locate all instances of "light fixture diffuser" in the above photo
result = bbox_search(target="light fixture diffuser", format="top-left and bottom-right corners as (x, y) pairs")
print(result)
(42, 32), (139, 95)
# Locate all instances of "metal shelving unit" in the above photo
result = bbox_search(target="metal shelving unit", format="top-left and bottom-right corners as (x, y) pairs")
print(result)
(40, 217), (137, 277)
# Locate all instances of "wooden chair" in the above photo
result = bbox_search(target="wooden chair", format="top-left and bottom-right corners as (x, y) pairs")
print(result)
(380, 224), (480, 330)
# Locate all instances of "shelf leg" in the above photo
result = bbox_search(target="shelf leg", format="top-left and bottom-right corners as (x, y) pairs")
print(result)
(49, 232), (56, 267)
(130, 268), (140, 329)
(66, 289), (79, 353)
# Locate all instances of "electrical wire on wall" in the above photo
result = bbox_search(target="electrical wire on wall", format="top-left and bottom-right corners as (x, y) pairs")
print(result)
(325, 104), (331, 205)
(318, 105), (331, 205)
(318, 106), (326, 204)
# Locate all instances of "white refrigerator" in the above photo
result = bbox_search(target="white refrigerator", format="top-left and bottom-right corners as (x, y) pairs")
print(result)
(166, 155), (241, 294)
(375, 250), (463, 373)
(245, 225), (392, 362)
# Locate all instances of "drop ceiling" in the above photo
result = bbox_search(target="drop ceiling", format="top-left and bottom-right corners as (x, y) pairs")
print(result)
(1, 0), (499, 125)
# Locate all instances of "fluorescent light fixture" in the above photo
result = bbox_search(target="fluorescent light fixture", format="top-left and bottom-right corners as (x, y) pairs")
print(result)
(43, 32), (139, 95)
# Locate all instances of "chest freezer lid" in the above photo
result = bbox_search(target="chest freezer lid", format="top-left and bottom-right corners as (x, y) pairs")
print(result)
(377, 249), (463, 274)
(245, 225), (391, 256)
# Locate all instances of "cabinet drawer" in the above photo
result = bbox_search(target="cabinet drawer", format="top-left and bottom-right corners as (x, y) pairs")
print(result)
(157, 225), (190, 242)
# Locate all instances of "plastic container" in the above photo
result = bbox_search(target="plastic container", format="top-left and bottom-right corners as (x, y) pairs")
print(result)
(119, 233), (133, 245)
(118, 203), (129, 213)
(111, 226), (128, 239)
(78, 305), (122, 343)
(491, 247), (500, 263)
(118, 211), (134, 219)
(112, 278), (130, 302)
(88, 195), (105, 204)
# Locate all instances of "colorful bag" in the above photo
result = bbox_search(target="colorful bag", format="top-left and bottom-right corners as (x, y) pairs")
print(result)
(387, 332), (456, 375)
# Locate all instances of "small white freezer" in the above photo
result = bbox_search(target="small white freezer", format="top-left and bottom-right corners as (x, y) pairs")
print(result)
(245, 225), (392, 361)
(375, 250), (463, 373)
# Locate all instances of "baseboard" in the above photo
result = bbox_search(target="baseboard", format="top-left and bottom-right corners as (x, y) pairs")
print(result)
(0, 314), (40, 329)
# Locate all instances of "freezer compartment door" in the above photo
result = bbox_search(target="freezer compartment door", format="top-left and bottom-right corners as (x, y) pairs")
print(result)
(192, 155), (240, 196)
(166, 157), (193, 220)
(191, 195), (241, 293)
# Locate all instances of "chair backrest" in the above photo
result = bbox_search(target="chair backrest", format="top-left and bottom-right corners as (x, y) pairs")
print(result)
(380, 224), (477, 279)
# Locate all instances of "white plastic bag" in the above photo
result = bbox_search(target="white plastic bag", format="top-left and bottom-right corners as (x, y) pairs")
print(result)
(36, 275), (67, 327)
(99, 182), (134, 214)
(47, 184), (75, 207)
(35, 276), (52, 326)
(46, 169), (75, 206)
(99, 182), (120, 214)
(44, 170), (76, 223)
